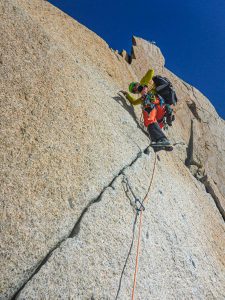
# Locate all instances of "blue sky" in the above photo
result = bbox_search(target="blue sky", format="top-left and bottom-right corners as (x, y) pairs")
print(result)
(49, 0), (225, 119)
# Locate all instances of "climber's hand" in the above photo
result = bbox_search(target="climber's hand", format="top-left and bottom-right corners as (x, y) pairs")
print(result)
(120, 90), (128, 97)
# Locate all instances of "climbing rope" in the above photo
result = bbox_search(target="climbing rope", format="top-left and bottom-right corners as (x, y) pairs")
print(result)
(115, 210), (138, 300)
(131, 153), (157, 300)
(115, 152), (157, 300)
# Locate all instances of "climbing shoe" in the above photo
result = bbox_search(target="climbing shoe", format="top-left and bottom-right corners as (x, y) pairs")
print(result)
(154, 138), (171, 147)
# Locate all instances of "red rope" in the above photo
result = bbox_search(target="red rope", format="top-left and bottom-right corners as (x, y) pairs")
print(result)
(131, 154), (157, 300)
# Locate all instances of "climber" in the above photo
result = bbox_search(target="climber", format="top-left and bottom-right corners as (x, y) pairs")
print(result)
(121, 69), (175, 147)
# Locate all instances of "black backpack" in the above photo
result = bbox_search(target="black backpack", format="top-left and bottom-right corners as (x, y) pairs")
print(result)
(152, 75), (178, 105)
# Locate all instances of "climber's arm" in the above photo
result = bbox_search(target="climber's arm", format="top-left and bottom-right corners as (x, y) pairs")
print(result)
(122, 92), (142, 105)
(140, 69), (154, 86)
(128, 96), (142, 105)
(125, 93), (142, 105)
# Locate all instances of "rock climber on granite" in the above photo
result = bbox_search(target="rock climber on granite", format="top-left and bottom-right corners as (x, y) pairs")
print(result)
(121, 69), (175, 147)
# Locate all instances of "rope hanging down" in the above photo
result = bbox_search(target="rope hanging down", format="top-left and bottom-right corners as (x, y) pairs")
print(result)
(115, 153), (157, 300)
(115, 210), (138, 300)
(132, 153), (157, 300)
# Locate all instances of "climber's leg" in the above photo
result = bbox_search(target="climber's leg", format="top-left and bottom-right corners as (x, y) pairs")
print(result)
(146, 106), (170, 146)
(163, 104), (175, 126)
(143, 107), (157, 128)
(147, 122), (168, 143)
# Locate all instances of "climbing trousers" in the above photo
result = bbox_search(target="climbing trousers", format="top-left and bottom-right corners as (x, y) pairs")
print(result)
(147, 122), (167, 142)
(143, 103), (167, 128)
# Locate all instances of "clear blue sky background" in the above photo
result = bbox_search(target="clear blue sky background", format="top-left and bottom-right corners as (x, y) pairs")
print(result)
(49, 0), (225, 119)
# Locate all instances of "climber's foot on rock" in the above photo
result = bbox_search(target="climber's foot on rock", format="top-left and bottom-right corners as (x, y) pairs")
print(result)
(151, 138), (171, 147)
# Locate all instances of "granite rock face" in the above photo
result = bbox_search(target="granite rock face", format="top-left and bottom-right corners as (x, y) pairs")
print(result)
(16, 151), (225, 300)
(0, 0), (225, 299)
(0, 1), (147, 298)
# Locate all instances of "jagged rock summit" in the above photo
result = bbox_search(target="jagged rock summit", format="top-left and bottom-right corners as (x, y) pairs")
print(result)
(1, 0), (225, 299)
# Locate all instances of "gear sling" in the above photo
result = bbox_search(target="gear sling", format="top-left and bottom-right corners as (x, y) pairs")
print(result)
(142, 93), (166, 128)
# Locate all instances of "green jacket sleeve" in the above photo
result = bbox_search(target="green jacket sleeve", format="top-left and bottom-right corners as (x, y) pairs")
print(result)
(140, 69), (154, 86)
(126, 93), (142, 105)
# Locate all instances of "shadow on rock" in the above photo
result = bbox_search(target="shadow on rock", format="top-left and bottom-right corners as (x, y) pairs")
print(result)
(113, 93), (148, 137)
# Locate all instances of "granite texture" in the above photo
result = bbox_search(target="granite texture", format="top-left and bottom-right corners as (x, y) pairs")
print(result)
(0, 0), (225, 299)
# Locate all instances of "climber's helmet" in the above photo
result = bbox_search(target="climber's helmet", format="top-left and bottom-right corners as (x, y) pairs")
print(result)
(129, 82), (140, 94)
(129, 82), (147, 94)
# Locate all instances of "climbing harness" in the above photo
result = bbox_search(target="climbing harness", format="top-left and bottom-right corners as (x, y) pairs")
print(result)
(141, 94), (165, 119)
(141, 93), (156, 114)
(115, 153), (157, 300)
(141, 93), (156, 118)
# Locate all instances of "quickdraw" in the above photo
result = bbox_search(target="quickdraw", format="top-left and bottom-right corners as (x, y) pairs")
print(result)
(115, 154), (157, 300)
